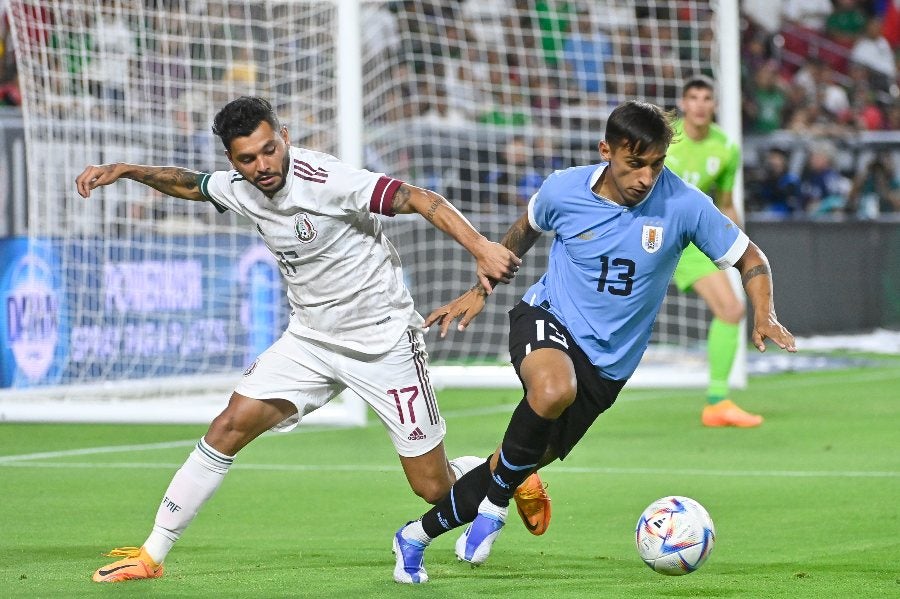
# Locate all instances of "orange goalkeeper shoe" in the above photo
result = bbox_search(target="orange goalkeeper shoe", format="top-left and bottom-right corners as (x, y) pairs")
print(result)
(91, 546), (164, 583)
(513, 472), (551, 536)
(702, 399), (764, 428)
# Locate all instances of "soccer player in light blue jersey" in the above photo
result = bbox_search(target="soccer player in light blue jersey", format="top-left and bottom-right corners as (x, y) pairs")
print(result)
(392, 100), (796, 583)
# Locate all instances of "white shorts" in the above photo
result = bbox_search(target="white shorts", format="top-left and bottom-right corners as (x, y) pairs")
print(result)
(234, 327), (446, 457)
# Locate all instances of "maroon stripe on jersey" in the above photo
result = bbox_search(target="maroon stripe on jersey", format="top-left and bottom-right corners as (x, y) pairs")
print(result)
(294, 159), (328, 177)
(293, 169), (328, 183)
(408, 330), (438, 425)
(370, 176), (403, 216)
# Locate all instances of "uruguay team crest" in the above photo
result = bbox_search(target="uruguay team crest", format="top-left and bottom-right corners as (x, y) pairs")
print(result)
(706, 156), (721, 175)
(642, 225), (664, 253)
(294, 212), (317, 243)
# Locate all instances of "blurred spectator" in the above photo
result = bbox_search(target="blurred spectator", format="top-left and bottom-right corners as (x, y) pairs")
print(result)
(782, 0), (833, 30)
(443, 48), (491, 122)
(742, 31), (774, 84)
(791, 57), (825, 100)
(419, 80), (469, 126)
(461, 0), (507, 48)
(85, 1), (138, 109)
(883, 0), (900, 48)
(744, 61), (787, 133)
(780, 0), (843, 76)
(844, 87), (886, 129)
(782, 79), (811, 125)
(786, 99), (848, 135)
(480, 135), (562, 209)
(140, 27), (189, 111)
(847, 151), (900, 217)
(171, 100), (214, 171)
(529, 75), (563, 127)
(48, 7), (92, 96)
(0, 14), (20, 106)
(799, 141), (853, 215)
(850, 17), (898, 83)
(561, 13), (613, 95)
(534, 0), (574, 68)
(751, 147), (805, 216)
(885, 101), (900, 128)
(792, 57), (851, 118)
(221, 46), (257, 87)
(743, 0), (784, 34)
(825, 0), (868, 46)
(476, 49), (530, 126)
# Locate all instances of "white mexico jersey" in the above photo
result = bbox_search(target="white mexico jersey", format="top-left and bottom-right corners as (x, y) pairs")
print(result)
(199, 146), (422, 355)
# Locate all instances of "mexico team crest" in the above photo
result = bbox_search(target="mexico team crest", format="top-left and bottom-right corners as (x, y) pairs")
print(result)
(641, 225), (664, 253)
(294, 212), (317, 243)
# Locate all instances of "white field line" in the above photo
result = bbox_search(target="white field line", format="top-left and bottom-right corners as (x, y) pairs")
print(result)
(0, 370), (896, 475)
(0, 460), (896, 478)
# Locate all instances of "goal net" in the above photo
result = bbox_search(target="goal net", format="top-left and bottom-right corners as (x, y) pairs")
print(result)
(2, 0), (742, 424)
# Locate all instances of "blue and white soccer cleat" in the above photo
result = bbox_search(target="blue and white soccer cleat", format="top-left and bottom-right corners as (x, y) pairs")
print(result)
(455, 511), (506, 565)
(392, 527), (428, 583)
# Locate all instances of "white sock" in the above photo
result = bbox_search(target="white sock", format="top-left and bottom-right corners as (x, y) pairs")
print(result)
(448, 455), (484, 482)
(477, 497), (508, 522)
(142, 437), (234, 563)
(401, 520), (432, 546)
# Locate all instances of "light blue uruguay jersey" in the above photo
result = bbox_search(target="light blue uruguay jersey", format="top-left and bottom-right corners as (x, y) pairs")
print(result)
(523, 163), (749, 381)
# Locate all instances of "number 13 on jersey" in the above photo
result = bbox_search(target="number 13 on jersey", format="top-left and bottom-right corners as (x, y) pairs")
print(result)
(597, 255), (635, 296)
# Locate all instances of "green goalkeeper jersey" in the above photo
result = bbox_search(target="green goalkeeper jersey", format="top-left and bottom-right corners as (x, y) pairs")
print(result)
(665, 119), (740, 202)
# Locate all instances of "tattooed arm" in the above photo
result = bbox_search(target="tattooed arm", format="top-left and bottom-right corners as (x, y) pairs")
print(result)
(424, 209), (545, 337)
(392, 183), (521, 294)
(734, 241), (797, 353)
(465, 211), (543, 298)
(75, 163), (208, 201)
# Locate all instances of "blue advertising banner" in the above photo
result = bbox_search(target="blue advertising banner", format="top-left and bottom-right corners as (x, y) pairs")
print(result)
(0, 234), (285, 389)
(0, 238), (68, 387)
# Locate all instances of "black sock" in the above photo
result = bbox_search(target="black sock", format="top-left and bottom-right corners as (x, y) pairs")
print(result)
(485, 399), (553, 508)
(420, 459), (492, 538)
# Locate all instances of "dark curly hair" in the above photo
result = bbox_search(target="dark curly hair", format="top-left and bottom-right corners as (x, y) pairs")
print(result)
(211, 96), (281, 150)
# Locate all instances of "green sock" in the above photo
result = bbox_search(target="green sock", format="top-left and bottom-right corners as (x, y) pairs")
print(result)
(707, 318), (739, 405)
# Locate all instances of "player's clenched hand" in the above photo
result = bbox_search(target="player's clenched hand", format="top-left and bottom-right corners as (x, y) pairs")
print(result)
(751, 315), (797, 353)
(473, 240), (521, 295)
(75, 163), (123, 198)
(424, 288), (487, 338)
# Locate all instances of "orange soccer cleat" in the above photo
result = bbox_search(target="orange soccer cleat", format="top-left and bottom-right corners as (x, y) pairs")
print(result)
(701, 399), (764, 428)
(513, 472), (552, 536)
(91, 546), (164, 583)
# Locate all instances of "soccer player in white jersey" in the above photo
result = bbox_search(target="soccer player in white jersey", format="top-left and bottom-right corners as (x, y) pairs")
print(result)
(75, 96), (549, 583)
(392, 100), (797, 583)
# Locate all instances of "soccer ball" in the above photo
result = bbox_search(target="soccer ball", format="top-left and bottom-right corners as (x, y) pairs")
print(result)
(635, 496), (716, 576)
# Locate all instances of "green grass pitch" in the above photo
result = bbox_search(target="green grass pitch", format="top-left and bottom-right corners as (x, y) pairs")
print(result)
(2, 357), (899, 598)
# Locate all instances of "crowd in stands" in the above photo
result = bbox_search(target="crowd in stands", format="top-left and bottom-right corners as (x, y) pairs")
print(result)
(741, 0), (898, 135)
(0, 0), (898, 220)
(739, 0), (900, 218)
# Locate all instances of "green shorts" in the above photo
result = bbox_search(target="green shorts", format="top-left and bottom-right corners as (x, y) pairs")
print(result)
(672, 243), (719, 292)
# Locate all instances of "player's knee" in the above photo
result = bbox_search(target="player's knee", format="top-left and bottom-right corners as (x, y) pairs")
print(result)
(206, 410), (256, 454)
(411, 477), (451, 504)
(720, 301), (745, 324)
(527, 378), (576, 418)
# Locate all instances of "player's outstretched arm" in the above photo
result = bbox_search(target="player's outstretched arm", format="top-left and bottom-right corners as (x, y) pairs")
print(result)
(734, 241), (797, 353)
(424, 211), (543, 338)
(424, 286), (488, 338)
(76, 163), (208, 202)
(392, 183), (521, 294)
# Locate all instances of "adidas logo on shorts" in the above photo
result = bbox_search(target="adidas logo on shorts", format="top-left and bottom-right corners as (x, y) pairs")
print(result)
(407, 427), (426, 441)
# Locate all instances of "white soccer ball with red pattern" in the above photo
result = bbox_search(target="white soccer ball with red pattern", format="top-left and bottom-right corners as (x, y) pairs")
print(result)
(635, 495), (716, 576)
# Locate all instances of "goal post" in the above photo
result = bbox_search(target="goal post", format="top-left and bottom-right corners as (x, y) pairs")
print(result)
(1, 0), (743, 424)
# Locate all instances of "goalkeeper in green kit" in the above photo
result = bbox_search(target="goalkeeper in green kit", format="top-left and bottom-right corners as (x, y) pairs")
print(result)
(666, 75), (762, 427)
